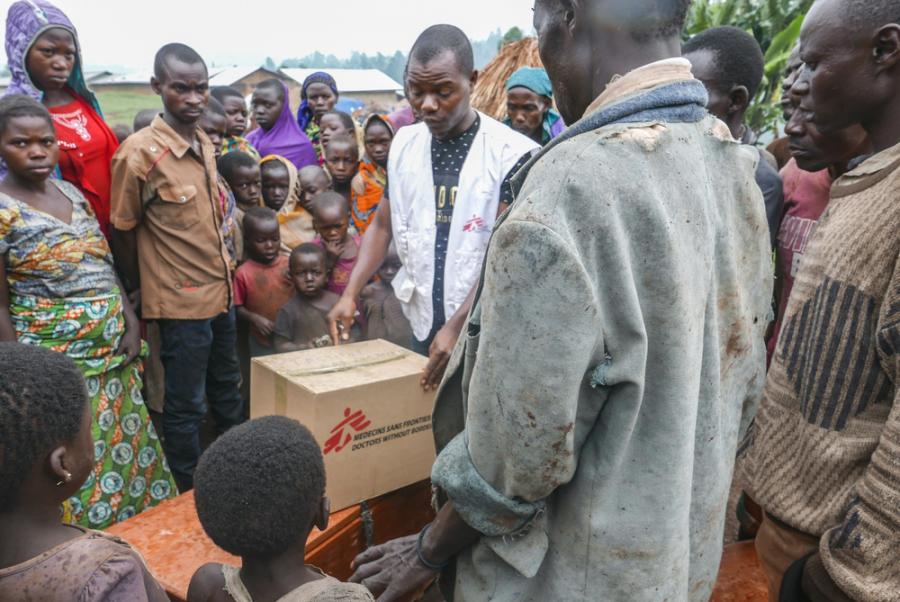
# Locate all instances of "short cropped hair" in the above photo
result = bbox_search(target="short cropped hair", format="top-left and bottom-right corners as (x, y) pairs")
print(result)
(255, 78), (285, 101)
(153, 43), (206, 80)
(324, 134), (359, 159)
(194, 416), (326, 557)
(310, 190), (349, 216)
(630, 0), (693, 40)
(0, 343), (88, 511)
(211, 85), (244, 104)
(205, 96), (226, 118)
(132, 108), (158, 131)
(0, 94), (53, 136)
(290, 243), (328, 270)
(683, 26), (765, 98)
(242, 206), (278, 230)
(217, 151), (258, 183)
(322, 110), (356, 133)
(409, 24), (474, 77)
(846, 0), (900, 31)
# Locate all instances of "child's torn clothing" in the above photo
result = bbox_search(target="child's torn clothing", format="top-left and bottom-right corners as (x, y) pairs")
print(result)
(234, 256), (294, 348)
(429, 59), (772, 602)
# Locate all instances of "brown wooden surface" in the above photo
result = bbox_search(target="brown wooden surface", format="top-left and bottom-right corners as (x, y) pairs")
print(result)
(107, 481), (434, 602)
(711, 541), (770, 602)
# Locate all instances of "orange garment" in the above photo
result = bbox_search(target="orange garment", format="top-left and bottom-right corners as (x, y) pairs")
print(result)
(350, 158), (386, 234)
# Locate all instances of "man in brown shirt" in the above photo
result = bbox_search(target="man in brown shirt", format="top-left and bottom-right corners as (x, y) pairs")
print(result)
(110, 43), (243, 491)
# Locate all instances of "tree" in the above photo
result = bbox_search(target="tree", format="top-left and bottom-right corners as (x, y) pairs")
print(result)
(500, 27), (525, 49)
(264, 57), (276, 70)
(684, 0), (814, 138)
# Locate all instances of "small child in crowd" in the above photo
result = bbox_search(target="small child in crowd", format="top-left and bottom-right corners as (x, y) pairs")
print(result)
(262, 155), (318, 252)
(188, 416), (374, 602)
(234, 208), (295, 356)
(211, 85), (260, 159)
(361, 243), (412, 349)
(218, 151), (262, 262)
(324, 134), (360, 209)
(200, 98), (228, 158)
(201, 99), (240, 265)
(298, 164), (332, 212)
(260, 156), (293, 212)
(274, 244), (358, 351)
(0, 343), (168, 601)
(351, 114), (394, 234)
(318, 110), (356, 151)
(132, 108), (158, 132)
(311, 191), (361, 296)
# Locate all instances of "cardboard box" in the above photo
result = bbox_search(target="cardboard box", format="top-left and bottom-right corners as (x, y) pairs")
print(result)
(251, 340), (436, 511)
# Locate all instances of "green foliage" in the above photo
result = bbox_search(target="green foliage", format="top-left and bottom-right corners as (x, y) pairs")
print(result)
(685, 0), (813, 139)
(500, 27), (525, 49)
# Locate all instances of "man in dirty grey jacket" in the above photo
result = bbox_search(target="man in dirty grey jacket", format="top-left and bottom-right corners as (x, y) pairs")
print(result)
(349, 1), (773, 600)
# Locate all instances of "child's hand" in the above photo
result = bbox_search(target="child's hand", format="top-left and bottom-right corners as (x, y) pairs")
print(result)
(322, 237), (347, 258)
(252, 315), (275, 337)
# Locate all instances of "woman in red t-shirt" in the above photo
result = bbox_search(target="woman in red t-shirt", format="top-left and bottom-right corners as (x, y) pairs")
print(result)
(3, 1), (120, 237)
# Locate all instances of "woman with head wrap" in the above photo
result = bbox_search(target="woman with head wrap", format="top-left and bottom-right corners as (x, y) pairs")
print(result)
(296, 72), (339, 165)
(247, 79), (317, 170)
(3, 0), (120, 237)
(259, 154), (316, 254)
(504, 67), (565, 146)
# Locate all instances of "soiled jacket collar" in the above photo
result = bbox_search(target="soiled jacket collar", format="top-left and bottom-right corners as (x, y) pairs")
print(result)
(832, 139), (900, 198)
(584, 58), (696, 118)
(149, 114), (198, 159)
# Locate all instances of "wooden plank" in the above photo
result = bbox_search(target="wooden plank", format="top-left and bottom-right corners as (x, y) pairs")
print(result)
(711, 542), (769, 602)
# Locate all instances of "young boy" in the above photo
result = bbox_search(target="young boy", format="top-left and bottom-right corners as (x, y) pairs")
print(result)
(298, 164), (331, 212)
(273, 245), (357, 352)
(260, 157), (292, 212)
(318, 110), (356, 151)
(188, 416), (374, 602)
(361, 243), (412, 349)
(323, 133), (359, 209)
(201, 98), (240, 264)
(234, 208), (294, 356)
(218, 151), (262, 262)
(311, 191), (361, 296)
(199, 98), (227, 158)
(211, 85), (260, 159)
(110, 43), (243, 491)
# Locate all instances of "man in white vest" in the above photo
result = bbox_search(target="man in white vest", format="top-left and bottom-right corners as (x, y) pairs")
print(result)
(329, 25), (539, 388)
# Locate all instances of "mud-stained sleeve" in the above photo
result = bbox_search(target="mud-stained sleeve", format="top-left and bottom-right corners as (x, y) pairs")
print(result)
(431, 220), (601, 537)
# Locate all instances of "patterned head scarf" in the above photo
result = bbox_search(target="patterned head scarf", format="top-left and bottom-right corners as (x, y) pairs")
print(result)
(297, 71), (339, 131)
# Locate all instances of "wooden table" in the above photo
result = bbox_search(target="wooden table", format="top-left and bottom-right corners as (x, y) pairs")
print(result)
(711, 542), (770, 601)
(108, 481), (434, 602)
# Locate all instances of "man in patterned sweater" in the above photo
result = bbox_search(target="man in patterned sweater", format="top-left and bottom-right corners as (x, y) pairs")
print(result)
(742, 1), (900, 600)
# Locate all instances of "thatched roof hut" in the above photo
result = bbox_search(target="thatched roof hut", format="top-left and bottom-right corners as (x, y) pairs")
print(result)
(472, 38), (544, 121)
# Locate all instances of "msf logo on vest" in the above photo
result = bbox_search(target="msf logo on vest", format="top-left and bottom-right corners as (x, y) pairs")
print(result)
(323, 408), (372, 455)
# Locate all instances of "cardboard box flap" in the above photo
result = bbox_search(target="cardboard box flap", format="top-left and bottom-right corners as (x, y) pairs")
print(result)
(253, 340), (426, 394)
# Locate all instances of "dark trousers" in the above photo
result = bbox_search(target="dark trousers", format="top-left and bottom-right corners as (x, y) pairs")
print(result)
(158, 308), (245, 490)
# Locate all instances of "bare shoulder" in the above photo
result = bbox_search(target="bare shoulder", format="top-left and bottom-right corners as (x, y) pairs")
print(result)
(187, 563), (228, 602)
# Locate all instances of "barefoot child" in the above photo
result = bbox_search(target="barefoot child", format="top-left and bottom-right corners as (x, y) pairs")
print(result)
(0, 343), (168, 600)
(323, 134), (359, 210)
(361, 243), (412, 349)
(351, 115), (394, 234)
(234, 208), (293, 356)
(274, 245), (358, 352)
(311, 191), (361, 296)
(211, 85), (259, 159)
(188, 416), (374, 602)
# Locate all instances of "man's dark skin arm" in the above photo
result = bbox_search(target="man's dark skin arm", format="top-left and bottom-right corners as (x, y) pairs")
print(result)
(110, 227), (142, 310)
(349, 501), (479, 601)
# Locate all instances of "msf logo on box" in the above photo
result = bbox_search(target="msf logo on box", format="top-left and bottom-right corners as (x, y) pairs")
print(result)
(323, 408), (372, 455)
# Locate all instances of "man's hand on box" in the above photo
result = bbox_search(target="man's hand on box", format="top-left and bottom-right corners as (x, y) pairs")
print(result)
(421, 323), (458, 391)
(349, 534), (437, 601)
(328, 295), (358, 345)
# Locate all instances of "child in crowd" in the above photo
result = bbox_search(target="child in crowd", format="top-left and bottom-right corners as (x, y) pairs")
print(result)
(188, 416), (374, 602)
(319, 110), (356, 152)
(361, 243), (412, 349)
(200, 98), (228, 158)
(274, 245), (358, 351)
(247, 79), (317, 170)
(132, 108), (158, 132)
(202, 98), (241, 265)
(211, 85), (259, 159)
(297, 72), (340, 165)
(351, 115), (394, 234)
(311, 191), (361, 296)
(234, 208), (294, 356)
(0, 343), (168, 601)
(324, 134), (359, 209)
(298, 164), (332, 212)
(261, 155), (317, 253)
(218, 151), (262, 262)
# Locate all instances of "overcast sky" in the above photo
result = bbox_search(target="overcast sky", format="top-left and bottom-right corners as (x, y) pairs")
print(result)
(5, 0), (538, 71)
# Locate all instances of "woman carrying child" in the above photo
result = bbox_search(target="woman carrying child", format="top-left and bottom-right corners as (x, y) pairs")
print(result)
(0, 95), (176, 529)
(0, 343), (168, 600)
(296, 72), (340, 165)
(350, 115), (394, 235)
(3, 1), (121, 238)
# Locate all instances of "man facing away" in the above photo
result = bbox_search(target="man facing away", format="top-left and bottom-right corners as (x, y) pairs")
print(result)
(347, 1), (772, 601)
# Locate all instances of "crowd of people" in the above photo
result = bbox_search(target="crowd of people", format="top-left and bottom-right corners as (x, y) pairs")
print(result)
(0, 0), (898, 601)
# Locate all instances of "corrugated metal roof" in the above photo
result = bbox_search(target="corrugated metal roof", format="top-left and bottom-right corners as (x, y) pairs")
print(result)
(208, 66), (282, 87)
(279, 68), (402, 93)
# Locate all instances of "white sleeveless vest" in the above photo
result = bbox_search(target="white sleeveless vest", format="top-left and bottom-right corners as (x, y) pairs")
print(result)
(388, 112), (539, 340)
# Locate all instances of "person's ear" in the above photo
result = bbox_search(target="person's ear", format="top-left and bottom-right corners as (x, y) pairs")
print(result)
(150, 76), (162, 97)
(728, 85), (750, 114)
(872, 24), (900, 72)
(314, 496), (331, 532)
(469, 69), (479, 89)
(48, 445), (74, 488)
